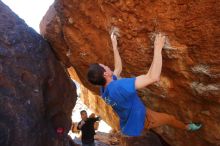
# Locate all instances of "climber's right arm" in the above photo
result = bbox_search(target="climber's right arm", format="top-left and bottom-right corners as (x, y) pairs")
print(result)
(111, 32), (122, 78)
(135, 33), (165, 90)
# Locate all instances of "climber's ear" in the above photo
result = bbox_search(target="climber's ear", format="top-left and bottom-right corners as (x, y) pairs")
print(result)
(103, 72), (108, 77)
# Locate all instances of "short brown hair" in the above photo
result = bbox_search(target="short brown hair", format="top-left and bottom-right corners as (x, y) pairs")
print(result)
(80, 110), (87, 115)
(87, 63), (106, 86)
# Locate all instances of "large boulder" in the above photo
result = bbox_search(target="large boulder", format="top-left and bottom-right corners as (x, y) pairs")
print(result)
(0, 1), (77, 146)
(40, 0), (220, 146)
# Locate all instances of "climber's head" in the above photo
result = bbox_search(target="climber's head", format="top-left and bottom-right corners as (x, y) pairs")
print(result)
(80, 110), (88, 121)
(87, 63), (113, 86)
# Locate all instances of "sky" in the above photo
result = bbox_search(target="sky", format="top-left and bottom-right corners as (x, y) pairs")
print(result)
(2, 0), (54, 33)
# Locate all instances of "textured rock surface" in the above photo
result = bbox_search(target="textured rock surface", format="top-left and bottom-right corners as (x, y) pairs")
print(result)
(120, 131), (171, 146)
(0, 1), (77, 146)
(41, 0), (220, 146)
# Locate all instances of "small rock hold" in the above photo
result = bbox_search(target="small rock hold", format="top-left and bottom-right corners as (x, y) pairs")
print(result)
(201, 110), (211, 116)
(118, 18), (123, 22)
(55, 16), (61, 23)
(27, 100), (31, 105)
(34, 89), (39, 93)
(68, 17), (74, 24)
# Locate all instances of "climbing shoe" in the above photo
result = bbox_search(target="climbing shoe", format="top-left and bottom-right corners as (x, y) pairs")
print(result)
(187, 123), (202, 131)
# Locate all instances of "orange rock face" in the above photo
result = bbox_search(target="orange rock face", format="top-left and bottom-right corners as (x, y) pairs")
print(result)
(40, 0), (220, 146)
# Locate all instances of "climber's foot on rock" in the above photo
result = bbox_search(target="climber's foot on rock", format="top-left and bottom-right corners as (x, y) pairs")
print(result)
(187, 123), (202, 131)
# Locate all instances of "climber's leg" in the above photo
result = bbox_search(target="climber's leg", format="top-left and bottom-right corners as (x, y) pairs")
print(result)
(144, 109), (187, 130)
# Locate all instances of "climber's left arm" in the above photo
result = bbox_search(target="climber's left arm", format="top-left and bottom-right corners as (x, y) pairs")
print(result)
(111, 32), (122, 77)
(135, 33), (165, 89)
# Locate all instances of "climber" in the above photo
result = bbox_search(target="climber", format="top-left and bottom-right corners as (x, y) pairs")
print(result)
(87, 31), (202, 136)
(77, 110), (100, 146)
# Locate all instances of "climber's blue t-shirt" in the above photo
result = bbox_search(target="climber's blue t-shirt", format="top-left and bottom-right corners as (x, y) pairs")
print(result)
(100, 75), (146, 136)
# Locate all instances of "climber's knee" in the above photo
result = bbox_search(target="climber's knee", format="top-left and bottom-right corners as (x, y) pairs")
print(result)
(151, 112), (175, 127)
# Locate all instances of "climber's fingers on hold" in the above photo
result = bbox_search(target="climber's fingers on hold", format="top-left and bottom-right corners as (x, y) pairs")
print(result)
(111, 31), (117, 40)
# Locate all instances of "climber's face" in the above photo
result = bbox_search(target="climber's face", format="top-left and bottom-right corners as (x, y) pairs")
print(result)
(80, 111), (88, 121)
(99, 64), (113, 78)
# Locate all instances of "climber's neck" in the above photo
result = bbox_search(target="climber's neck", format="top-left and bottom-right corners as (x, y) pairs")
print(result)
(104, 78), (113, 87)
